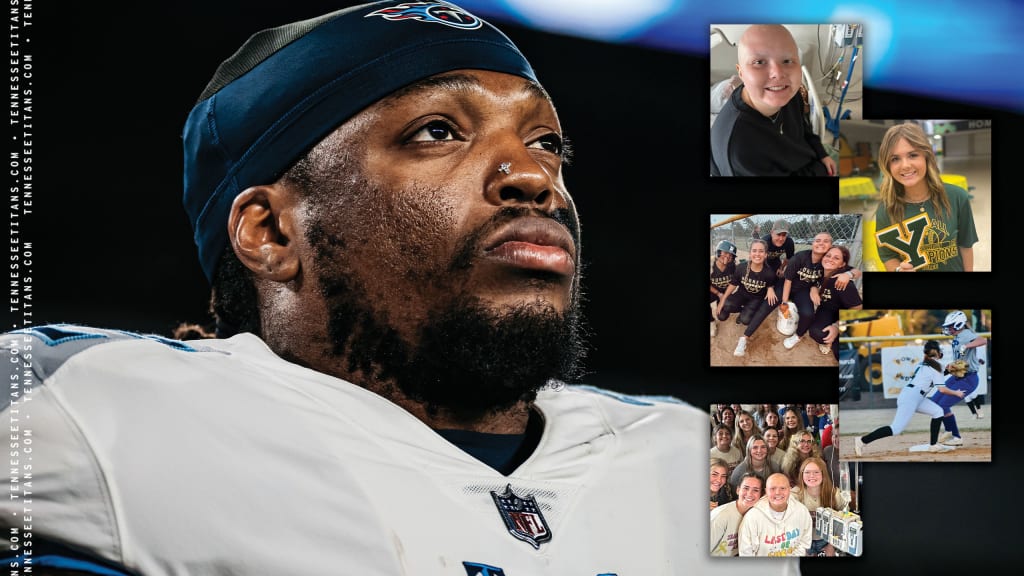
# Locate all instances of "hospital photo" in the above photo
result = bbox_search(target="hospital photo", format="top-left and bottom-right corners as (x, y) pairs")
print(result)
(709, 403), (864, 558)
(710, 23), (864, 177)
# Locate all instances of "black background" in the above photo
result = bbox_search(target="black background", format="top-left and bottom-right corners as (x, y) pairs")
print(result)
(10, 1), (1017, 571)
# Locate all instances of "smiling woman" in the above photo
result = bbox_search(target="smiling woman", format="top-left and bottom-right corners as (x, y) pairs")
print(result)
(873, 121), (979, 272)
(710, 24), (836, 177)
(715, 238), (778, 357)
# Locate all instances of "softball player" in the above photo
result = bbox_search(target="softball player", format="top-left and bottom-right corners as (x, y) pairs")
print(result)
(855, 340), (963, 455)
(711, 240), (738, 337)
(716, 238), (778, 356)
(934, 311), (988, 445)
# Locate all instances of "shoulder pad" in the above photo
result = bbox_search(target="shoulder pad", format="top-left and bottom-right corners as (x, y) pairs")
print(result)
(568, 384), (686, 406)
(2, 324), (208, 387)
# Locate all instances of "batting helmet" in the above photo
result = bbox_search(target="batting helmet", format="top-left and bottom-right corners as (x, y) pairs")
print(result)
(942, 311), (968, 335)
(716, 240), (737, 258)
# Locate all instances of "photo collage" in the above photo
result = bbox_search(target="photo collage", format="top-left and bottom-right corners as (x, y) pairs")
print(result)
(707, 21), (993, 567)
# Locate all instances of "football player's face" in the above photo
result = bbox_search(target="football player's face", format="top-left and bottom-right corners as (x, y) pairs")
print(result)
(299, 70), (578, 342)
(289, 70), (585, 419)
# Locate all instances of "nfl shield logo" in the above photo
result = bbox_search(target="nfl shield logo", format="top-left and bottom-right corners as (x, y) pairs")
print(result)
(490, 484), (552, 549)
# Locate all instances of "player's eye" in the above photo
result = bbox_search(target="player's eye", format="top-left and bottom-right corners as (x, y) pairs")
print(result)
(528, 133), (563, 155)
(407, 120), (458, 142)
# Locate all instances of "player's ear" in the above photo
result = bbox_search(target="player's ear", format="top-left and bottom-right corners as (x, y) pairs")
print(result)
(228, 184), (301, 282)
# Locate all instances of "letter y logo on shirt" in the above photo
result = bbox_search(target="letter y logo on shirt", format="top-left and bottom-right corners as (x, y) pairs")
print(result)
(875, 212), (931, 269)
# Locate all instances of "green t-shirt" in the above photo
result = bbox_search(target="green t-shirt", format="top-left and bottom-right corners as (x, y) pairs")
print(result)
(874, 182), (978, 272)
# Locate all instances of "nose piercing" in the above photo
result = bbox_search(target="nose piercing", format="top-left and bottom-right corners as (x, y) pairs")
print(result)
(498, 162), (512, 175)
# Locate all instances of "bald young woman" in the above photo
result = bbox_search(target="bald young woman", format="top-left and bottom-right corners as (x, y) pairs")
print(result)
(711, 24), (836, 177)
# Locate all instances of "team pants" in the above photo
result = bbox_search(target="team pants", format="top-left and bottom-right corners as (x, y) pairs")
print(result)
(791, 289), (815, 337)
(933, 372), (979, 412)
(717, 291), (772, 338)
(808, 307), (840, 357)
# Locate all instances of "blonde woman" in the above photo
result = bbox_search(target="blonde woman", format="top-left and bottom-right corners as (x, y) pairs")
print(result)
(874, 122), (978, 272)
(792, 457), (849, 556)
(730, 435), (779, 490)
(782, 429), (821, 484)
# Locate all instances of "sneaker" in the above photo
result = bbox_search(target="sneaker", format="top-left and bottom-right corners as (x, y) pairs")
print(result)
(975, 408), (984, 419)
(942, 436), (964, 447)
(938, 431), (953, 444)
(818, 344), (832, 355)
(928, 444), (953, 453)
(854, 436), (865, 457)
(710, 323), (717, 337)
(783, 334), (800, 349)
(733, 337), (747, 357)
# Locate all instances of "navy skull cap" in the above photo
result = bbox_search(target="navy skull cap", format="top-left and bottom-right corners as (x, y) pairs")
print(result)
(182, 1), (539, 282)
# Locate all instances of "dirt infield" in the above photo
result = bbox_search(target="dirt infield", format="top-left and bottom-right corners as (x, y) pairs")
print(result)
(710, 304), (838, 367)
(838, 431), (991, 462)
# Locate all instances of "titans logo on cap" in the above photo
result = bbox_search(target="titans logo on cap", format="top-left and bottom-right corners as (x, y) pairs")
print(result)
(490, 484), (552, 549)
(366, 1), (483, 29)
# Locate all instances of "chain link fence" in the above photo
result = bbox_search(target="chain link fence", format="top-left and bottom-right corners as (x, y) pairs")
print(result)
(710, 213), (864, 270)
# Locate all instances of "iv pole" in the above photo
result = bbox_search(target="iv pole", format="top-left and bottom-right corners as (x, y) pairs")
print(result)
(824, 24), (861, 148)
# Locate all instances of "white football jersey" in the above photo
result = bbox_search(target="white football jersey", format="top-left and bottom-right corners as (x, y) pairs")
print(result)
(2, 325), (798, 575)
